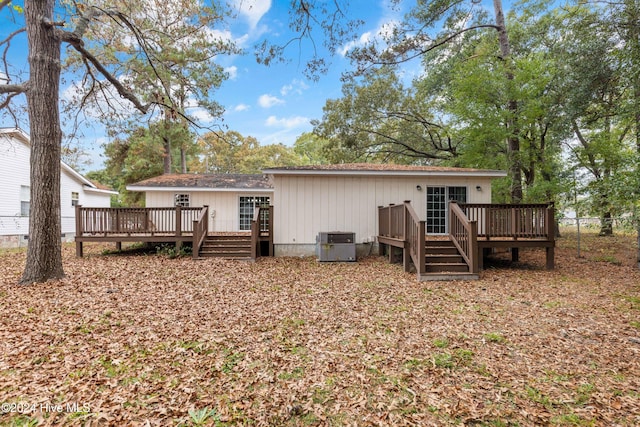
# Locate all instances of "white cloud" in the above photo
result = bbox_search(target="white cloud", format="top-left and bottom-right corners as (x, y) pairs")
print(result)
(203, 27), (234, 45)
(258, 94), (285, 108)
(225, 66), (238, 80)
(233, 0), (271, 30)
(187, 107), (214, 123)
(340, 31), (373, 57)
(234, 103), (250, 112)
(265, 115), (309, 129)
(280, 79), (309, 96)
(339, 19), (401, 57)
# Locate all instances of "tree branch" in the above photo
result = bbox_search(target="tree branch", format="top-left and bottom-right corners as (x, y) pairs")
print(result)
(60, 31), (150, 114)
(0, 90), (21, 109)
(0, 83), (27, 94)
(350, 24), (500, 76)
(0, 27), (25, 47)
(0, 0), (12, 12)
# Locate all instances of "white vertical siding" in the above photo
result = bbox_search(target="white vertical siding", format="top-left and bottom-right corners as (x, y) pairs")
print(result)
(272, 174), (495, 245)
(0, 134), (31, 238)
(145, 190), (273, 232)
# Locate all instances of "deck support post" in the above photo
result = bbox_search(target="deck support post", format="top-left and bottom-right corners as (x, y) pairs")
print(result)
(511, 248), (519, 262)
(378, 242), (386, 256)
(175, 206), (182, 251)
(116, 242), (122, 252)
(75, 204), (83, 257)
(546, 246), (554, 269)
(403, 242), (411, 273)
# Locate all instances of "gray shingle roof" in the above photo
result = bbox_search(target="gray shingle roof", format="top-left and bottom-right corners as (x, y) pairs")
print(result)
(128, 174), (272, 189)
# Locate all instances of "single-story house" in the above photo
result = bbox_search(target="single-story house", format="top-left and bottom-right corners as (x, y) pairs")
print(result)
(0, 127), (117, 248)
(126, 164), (507, 257)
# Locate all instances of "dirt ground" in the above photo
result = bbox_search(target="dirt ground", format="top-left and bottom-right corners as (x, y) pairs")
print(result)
(0, 229), (639, 426)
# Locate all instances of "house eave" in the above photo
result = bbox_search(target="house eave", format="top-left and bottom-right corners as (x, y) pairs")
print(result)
(84, 186), (119, 196)
(126, 186), (274, 193)
(264, 169), (508, 178)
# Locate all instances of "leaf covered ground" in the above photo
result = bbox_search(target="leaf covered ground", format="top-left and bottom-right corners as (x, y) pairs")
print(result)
(1, 231), (639, 426)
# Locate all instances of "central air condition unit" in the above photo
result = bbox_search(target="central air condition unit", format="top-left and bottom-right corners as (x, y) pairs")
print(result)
(316, 232), (356, 262)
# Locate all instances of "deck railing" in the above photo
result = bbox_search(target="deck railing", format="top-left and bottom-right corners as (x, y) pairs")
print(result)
(379, 201), (555, 276)
(76, 206), (203, 236)
(459, 203), (555, 240)
(378, 201), (425, 274)
(251, 205), (274, 259)
(449, 202), (479, 273)
(192, 206), (209, 258)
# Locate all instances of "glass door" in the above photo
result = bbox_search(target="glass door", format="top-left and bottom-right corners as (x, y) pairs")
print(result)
(426, 186), (467, 234)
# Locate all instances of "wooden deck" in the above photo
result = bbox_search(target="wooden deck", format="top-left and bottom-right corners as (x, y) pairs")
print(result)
(74, 205), (273, 259)
(378, 201), (555, 281)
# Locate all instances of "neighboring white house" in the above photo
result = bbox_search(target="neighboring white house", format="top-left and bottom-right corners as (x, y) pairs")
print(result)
(0, 127), (117, 248)
(127, 164), (506, 257)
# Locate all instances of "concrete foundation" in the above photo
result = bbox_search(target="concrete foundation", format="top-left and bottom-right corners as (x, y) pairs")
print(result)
(273, 243), (379, 259)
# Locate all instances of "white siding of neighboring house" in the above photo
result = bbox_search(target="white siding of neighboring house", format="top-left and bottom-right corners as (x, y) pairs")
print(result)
(270, 174), (495, 256)
(60, 167), (114, 235)
(144, 190), (273, 232)
(0, 129), (116, 248)
(0, 132), (31, 245)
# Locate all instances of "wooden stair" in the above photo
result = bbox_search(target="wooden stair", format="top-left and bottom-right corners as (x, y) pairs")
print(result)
(198, 234), (252, 259)
(419, 239), (479, 281)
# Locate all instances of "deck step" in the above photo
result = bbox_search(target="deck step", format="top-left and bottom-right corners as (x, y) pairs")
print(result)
(423, 238), (474, 275)
(419, 272), (479, 281)
(426, 254), (465, 263)
(425, 262), (470, 273)
(198, 234), (253, 259)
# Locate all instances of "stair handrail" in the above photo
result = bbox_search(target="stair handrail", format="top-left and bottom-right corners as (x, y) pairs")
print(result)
(403, 201), (426, 275)
(251, 206), (261, 260)
(192, 205), (209, 258)
(449, 201), (478, 273)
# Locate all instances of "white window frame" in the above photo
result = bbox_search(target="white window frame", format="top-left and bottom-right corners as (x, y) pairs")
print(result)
(71, 191), (80, 207)
(426, 186), (467, 234)
(174, 193), (190, 207)
(239, 196), (270, 231)
(20, 185), (30, 217)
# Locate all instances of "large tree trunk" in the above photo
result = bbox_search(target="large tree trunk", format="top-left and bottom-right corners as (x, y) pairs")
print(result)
(162, 135), (172, 174)
(600, 211), (613, 236)
(20, 0), (65, 284)
(180, 147), (187, 173)
(493, 0), (522, 203)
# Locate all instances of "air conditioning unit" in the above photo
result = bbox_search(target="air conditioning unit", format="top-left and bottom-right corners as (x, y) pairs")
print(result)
(316, 232), (356, 262)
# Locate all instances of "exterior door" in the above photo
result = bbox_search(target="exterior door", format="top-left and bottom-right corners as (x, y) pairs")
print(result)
(239, 196), (270, 231)
(426, 186), (467, 234)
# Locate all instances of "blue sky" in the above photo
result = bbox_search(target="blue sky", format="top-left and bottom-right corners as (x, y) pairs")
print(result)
(1, 0), (408, 171)
(213, 0), (405, 151)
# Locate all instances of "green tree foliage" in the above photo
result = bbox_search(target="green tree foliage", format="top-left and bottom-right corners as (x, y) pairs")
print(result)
(314, 67), (461, 165)
(292, 132), (335, 165)
(540, 3), (638, 234)
(196, 131), (303, 174)
(98, 124), (198, 206)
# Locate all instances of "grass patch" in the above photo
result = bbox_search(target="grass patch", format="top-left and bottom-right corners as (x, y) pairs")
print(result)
(484, 332), (506, 344)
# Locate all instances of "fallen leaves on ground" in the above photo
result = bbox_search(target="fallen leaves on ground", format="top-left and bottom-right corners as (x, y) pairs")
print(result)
(0, 231), (639, 426)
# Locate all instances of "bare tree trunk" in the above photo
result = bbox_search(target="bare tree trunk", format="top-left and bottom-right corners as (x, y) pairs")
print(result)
(162, 135), (172, 174)
(20, 0), (65, 284)
(493, 0), (522, 203)
(600, 211), (613, 236)
(180, 147), (187, 173)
